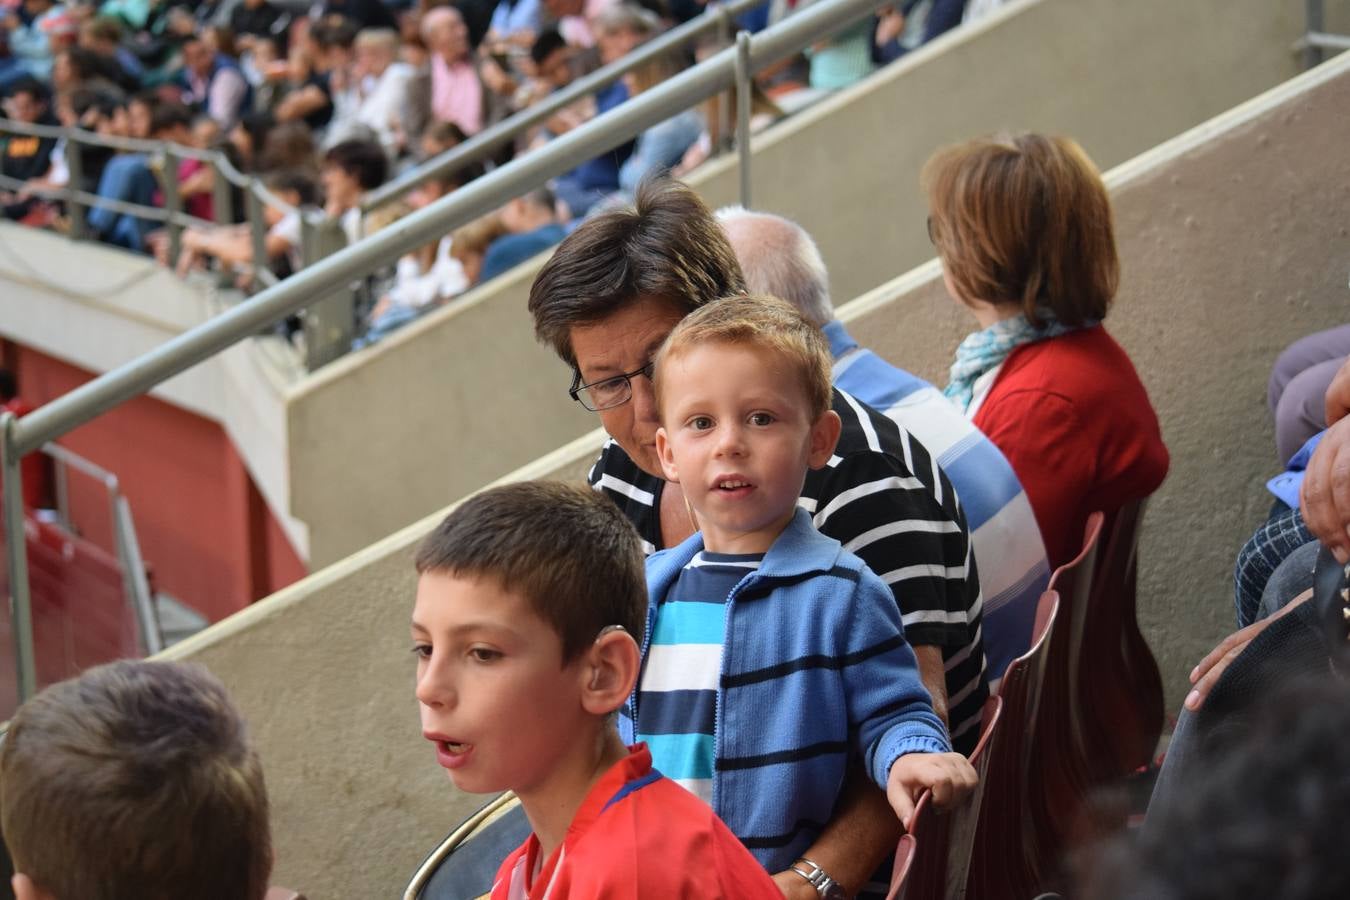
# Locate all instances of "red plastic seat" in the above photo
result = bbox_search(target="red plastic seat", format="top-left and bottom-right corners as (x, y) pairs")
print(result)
(967, 589), (1061, 898)
(0, 514), (140, 718)
(1079, 500), (1164, 781)
(888, 693), (1003, 900)
(1028, 515), (1103, 864)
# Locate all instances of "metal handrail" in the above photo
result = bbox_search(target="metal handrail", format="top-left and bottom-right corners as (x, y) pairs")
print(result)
(360, 0), (763, 214)
(31, 443), (161, 656)
(1, 0), (892, 701)
(1297, 0), (1350, 68)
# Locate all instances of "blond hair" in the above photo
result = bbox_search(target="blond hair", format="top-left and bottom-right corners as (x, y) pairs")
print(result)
(653, 294), (832, 422)
(922, 132), (1118, 327)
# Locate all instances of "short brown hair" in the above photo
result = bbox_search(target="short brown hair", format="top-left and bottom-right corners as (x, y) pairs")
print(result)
(414, 481), (647, 663)
(0, 660), (272, 900)
(921, 132), (1118, 327)
(528, 176), (745, 368)
(653, 294), (833, 422)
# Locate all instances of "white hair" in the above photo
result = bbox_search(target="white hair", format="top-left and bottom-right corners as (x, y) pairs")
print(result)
(716, 206), (834, 327)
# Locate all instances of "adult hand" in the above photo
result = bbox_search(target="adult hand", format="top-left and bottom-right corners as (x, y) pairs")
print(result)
(1183, 588), (1312, 711)
(1300, 415), (1350, 563)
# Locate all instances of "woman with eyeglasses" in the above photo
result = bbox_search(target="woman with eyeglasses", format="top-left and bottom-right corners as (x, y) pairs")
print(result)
(922, 132), (1169, 569)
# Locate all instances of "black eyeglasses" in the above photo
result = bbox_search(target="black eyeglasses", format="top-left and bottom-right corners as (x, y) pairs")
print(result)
(926, 215), (937, 245)
(568, 361), (656, 412)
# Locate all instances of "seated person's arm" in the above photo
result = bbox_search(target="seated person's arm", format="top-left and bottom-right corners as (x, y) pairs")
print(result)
(178, 165), (214, 199)
(274, 85), (329, 122)
(771, 773), (899, 899)
(1185, 588), (1312, 710)
(845, 571), (975, 825)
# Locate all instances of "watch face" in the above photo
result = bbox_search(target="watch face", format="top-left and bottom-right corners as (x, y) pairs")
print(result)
(822, 884), (846, 900)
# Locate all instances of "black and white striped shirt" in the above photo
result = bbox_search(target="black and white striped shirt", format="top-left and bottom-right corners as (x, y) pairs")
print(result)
(589, 386), (988, 751)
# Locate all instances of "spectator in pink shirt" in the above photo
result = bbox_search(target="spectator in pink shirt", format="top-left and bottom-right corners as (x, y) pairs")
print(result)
(421, 5), (483, 136)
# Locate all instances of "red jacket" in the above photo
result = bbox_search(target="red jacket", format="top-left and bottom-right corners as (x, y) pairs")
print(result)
(491, 744), (781, 900)
(973, 325), (1168, 569)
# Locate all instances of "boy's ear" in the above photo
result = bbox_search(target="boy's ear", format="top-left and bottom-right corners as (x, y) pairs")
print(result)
(579, 629), (640, 717)
(654, 426), (680, 483)
(13, 873), (57, 900)
(807, 409), (842, 469)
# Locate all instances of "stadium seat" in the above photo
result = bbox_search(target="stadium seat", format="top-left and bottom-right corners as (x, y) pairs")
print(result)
(1079, 500), (1164, 781)
(403, 791), (528, 900)
(1029, 513), (1104, 874)
(887, 832), (918, 900)
(967, 589), (1061, 898)
(890, 694), (1003, 900)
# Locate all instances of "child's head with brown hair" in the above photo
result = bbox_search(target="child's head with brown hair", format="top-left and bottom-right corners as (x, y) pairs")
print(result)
(921, 131), (1118, 328)
(449, 213), (508, 287)
(0, 660), (272, 900)
(411, 481), (646, 798)
(651, 294), (841, 554)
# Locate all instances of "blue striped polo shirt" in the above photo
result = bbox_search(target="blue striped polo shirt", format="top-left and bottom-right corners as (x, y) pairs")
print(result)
(635, 551), (762, 804)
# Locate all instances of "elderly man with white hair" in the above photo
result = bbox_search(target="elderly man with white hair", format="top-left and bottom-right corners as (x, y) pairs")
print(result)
(718, 207), (1052, 682)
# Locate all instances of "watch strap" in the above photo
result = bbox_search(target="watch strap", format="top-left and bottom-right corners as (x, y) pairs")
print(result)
(789, 857), (844, 899)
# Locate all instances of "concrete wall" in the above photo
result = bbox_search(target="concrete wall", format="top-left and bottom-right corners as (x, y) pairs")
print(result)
(285, 0), (1309, 568)
(286, 260), (593, 568)
(687, 0), (1309, 309)
(837, 54), (1350, 712)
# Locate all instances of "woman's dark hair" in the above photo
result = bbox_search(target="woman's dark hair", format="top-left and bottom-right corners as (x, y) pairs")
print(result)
(265, 169), (319, 208)
(322, 138), (389, 191)
(528, 176), (745, 368)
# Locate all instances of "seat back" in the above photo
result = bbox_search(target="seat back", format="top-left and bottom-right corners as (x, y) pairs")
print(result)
(1081, 500), (1164, 779)
(888, 834), (918, 900)
(403, 792), (528, 900)
(966, 590), (1060, 899)
(890, 694), (1003, 900)
(1030, 515), (1104, 856)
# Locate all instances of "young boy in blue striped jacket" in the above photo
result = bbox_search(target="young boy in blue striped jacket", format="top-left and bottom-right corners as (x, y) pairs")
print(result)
(621, 294), (978, 895)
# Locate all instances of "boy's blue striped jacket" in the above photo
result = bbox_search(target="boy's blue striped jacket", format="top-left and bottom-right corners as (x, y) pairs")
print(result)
(619, 508), (951, 873)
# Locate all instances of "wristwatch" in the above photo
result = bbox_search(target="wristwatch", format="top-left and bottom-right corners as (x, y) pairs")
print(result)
(789, 857), (846, 899)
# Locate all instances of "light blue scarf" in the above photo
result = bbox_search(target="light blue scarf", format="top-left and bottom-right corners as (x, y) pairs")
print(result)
(944, 311), (1093, 413)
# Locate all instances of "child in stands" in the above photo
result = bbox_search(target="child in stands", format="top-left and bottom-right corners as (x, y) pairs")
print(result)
(634, 295), (978, 893)
(0, 660), (273, 900)
(411, 481), (781, 899)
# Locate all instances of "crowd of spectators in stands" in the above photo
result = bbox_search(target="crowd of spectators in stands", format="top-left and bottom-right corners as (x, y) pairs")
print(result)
(0, 0), (1010, 350)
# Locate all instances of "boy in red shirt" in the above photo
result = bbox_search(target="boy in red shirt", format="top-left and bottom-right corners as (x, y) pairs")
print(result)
(411, 481), (781, 899)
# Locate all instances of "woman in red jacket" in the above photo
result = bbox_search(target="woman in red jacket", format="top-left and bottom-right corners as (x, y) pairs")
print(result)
(922, 132), (1169, 569)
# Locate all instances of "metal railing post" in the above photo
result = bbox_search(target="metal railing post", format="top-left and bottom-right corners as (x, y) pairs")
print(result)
(735, 30), (754, 207)
(1, 412), (37, 703)
(717, 6), (736, 155)
(300, 214), (355, 370)
(113, 494), (161, 656)
(53, 453), (70, 531)
(64, 138), (86, 240)
(246, 181), (269, 282)
(161, 147), (183, 265)
(1306, 0), (1326, 69)
(212, 155), (235, 227)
